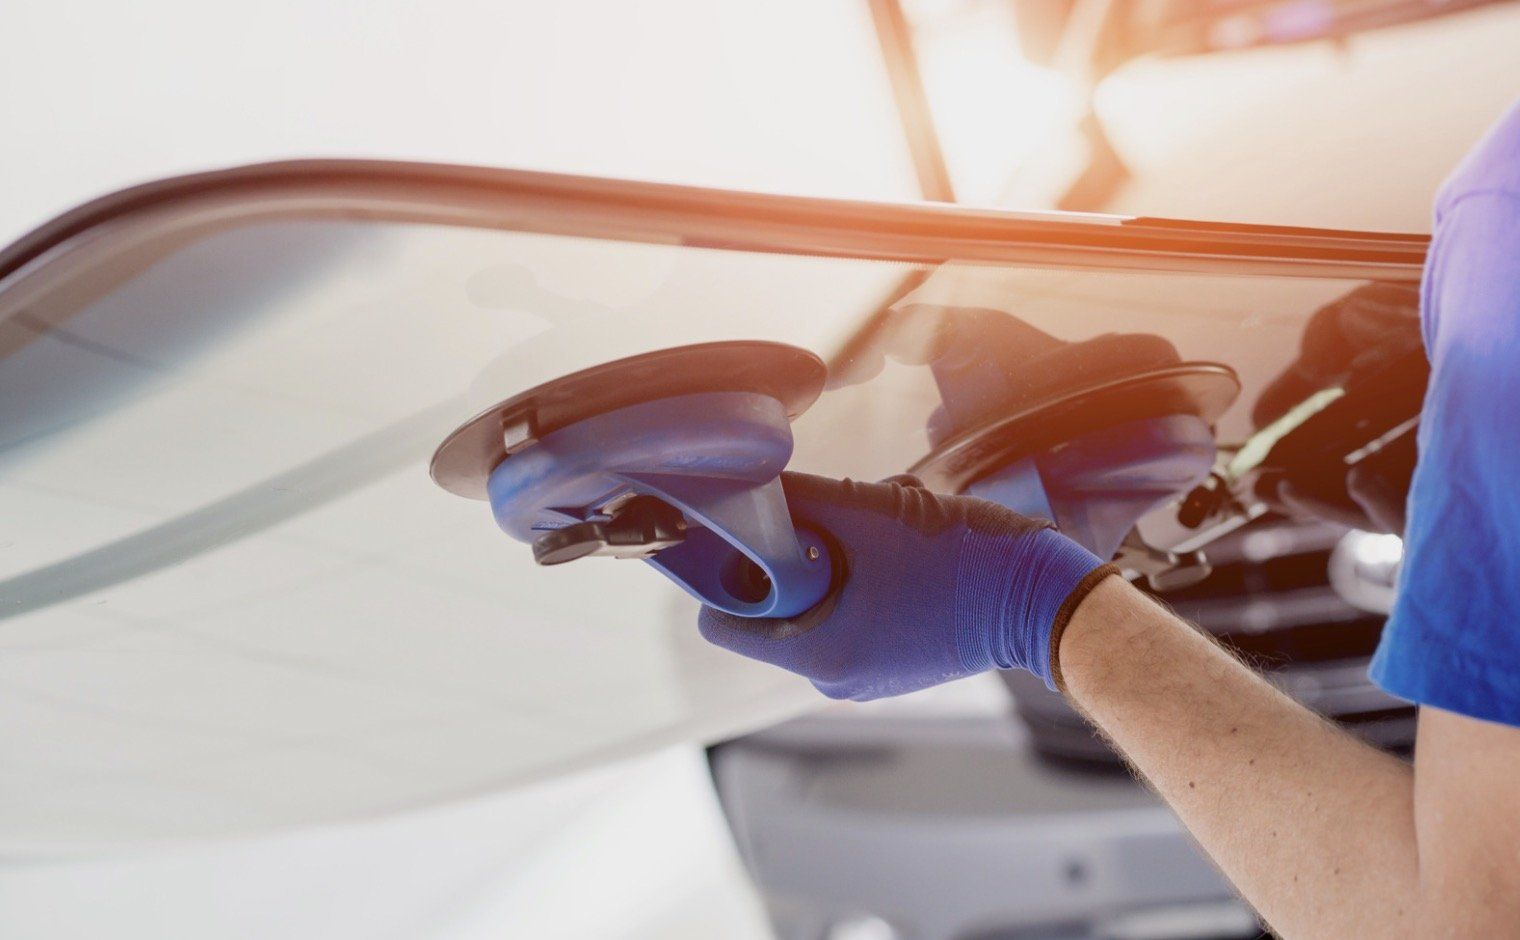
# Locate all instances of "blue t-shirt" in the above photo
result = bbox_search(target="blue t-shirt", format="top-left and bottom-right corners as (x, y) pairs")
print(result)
(1368, 100), (1520, 726)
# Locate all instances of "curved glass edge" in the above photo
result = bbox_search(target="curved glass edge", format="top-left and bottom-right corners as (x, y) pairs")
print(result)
(0, 159), (1427, 303)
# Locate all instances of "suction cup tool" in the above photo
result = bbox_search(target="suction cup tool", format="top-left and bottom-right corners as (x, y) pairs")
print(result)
(911, 364), (1241, 493)
(429, 342), (834, 618)
(432, 341), (827, 500)
(888, 306), (1241, 574)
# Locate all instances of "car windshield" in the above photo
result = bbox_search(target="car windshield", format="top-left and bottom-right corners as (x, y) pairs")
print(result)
(0, 168), (1416, 847)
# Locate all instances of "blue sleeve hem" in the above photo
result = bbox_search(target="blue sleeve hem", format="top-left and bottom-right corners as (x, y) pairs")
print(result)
(1369, 631), (1520, 729)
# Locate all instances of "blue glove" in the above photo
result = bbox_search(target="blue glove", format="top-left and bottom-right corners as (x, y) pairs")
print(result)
(696, 472), (1118, 700)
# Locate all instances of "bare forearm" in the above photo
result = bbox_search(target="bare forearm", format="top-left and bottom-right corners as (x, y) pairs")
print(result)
(1058, 577), (1424, 938)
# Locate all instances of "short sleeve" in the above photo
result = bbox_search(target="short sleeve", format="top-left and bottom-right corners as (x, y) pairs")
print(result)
(1368, 191), (1520, 726)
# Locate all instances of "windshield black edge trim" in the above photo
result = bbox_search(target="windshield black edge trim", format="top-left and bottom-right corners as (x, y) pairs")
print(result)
(0, 160), (1428, 291)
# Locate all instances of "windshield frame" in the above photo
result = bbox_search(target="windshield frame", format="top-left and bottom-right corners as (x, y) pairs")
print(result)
(0, 160), (1426, 323)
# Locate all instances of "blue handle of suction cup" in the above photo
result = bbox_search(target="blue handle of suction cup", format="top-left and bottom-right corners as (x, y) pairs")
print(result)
(967, 457), (1056, 524)
(968, 415), (1217, 561)
(1036, 414), (1216, 560)
(485, 391), (832, 618)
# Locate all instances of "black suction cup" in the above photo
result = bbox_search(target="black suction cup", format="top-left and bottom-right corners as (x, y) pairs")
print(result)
(430, 341), (828, 500)
(910, 364), (1241, 493)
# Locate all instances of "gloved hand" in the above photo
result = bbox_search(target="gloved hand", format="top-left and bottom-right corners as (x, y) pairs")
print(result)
(697, 472), (1118, 701)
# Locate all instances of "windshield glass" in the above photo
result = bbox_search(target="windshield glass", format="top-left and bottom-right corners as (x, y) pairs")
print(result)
(0, 199), (1390, 847)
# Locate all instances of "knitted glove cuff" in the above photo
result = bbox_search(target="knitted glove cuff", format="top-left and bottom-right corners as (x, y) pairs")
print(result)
(1047, 563), (1122, 692)
(955, 526), (1107, 688)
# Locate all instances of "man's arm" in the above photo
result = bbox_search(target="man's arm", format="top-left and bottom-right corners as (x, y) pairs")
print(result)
(1059, 576), (1520, 939)
(698, 180), (1520, 936)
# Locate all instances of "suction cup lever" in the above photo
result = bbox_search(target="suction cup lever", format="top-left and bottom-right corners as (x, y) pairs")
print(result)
(1113, 530), (1211, 592)
(532, 496), (686, 565)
